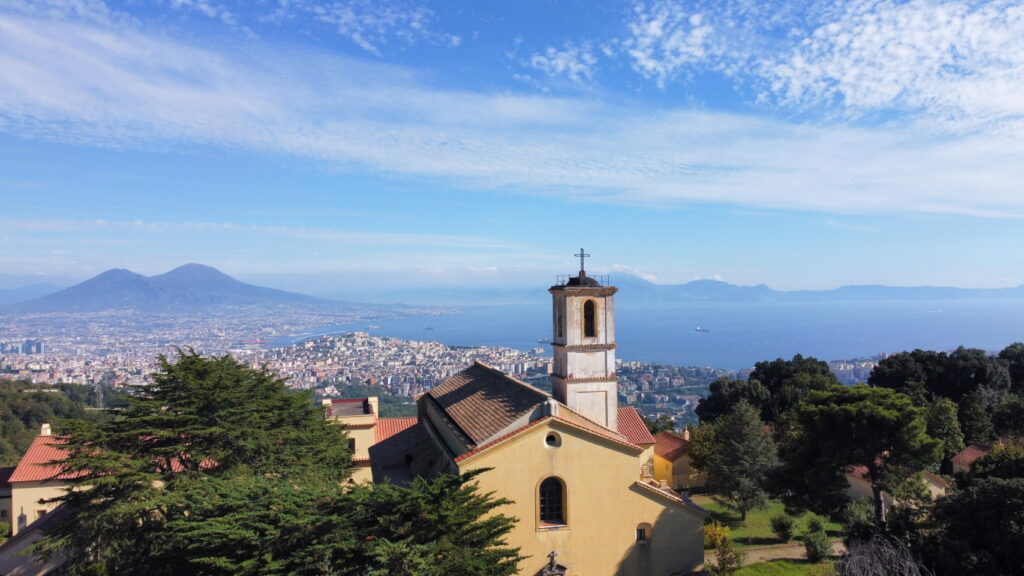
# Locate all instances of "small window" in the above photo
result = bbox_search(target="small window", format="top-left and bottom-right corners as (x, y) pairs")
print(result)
(583, 300), (596, 337)
(0, 509), (7, 518)
(348, 438), (356, 452)
(539, 477), (566, 526)
(37, 509), (47, 520)
(637, 522), (652, 543)
(545, 432), (561, 447)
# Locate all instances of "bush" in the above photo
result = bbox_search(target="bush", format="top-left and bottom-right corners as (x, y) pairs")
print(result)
(806, 514), (827, 534)
(805, 529), (833, 563)
(0, 521), (9, 539)
(840, 500), (875, 544)
(770, 513), (798, 542)
(712, 537), (745, 576)
(705, 520), (731, 549)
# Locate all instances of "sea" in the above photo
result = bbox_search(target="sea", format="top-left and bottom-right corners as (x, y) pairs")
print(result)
(272, 299), (1024, 371)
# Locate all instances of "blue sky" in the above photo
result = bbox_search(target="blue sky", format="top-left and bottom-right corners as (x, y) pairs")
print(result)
(1, 0), (1023, 295)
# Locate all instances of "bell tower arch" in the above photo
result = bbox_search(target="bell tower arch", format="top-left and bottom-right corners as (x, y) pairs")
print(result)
(549, 249), (618, 431)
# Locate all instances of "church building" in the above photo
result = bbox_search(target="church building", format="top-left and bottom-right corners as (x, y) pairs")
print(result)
(368, 254), (707, 576)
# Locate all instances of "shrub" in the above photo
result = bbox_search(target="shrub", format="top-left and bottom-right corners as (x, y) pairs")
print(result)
(712, 537), (745, 576)
(805, 528), (833, 563)
(0, 521), (9, 539)
(704, 520), (731, 549)
(806, 514), (827, 534)
(840, 500), (875, 544)
(770, 513), (797, 542)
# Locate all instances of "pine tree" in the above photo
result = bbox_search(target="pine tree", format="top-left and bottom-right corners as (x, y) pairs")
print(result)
(707, 401), (778, 520)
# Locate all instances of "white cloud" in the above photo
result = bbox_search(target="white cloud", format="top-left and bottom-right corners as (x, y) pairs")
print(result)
(527, 41), (598, 84)
(166, 0), (236, 26)
(297, 0), (456, 55)
(761, 0), (1024, 128)
(623, 1), (717, 88)
(0, 9), (1023, 219)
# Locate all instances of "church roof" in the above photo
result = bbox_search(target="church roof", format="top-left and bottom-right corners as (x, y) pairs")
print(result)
(617, 407), (655, 446)
(425, 361), (549, 446)
(9, 434), (74, 483)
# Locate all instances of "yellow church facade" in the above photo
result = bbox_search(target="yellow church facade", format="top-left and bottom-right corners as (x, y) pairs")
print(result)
(365, 261), (707, 576)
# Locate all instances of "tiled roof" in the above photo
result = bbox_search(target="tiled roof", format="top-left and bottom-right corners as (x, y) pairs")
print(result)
(555, 405), (628, 444)
(846, 464), (870, 481)
(9, 435), (73, 483)
(375, 417), (418, 443)
(617, 407), (655, 446)
(455, 413), (642, 464)
(654, 431), (690, 461)
(426, 361), (548, 446)
(952, 443), (991, 467)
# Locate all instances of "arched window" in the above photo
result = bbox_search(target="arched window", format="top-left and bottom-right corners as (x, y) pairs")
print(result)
(636, 522), (653, 543)
(583, 300), (596, 338)
(539, 477), (566, 526)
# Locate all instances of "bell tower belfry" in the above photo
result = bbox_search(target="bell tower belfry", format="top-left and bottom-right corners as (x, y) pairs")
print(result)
(549, 249), (618, 431)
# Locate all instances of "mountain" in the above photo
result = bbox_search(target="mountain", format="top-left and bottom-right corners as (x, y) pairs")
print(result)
(6, 264), (327, 313)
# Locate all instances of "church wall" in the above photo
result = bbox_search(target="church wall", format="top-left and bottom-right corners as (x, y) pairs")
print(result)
(459, 420), (704, 576)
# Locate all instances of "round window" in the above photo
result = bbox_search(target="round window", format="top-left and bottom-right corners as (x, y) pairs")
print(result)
(545, 432), (562, 447)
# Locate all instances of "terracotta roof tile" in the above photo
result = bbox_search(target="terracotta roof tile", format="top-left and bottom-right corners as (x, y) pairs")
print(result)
(426, 361), (548, 446)
(952, 443), (991, 467)
(375, 417), (418, 443)
(617, 407), (655, 446)
(654, 431), (690, 461)
(9, 435), (73, 483)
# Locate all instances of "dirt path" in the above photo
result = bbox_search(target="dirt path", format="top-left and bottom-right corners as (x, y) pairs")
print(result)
(705, 540), (845, 565)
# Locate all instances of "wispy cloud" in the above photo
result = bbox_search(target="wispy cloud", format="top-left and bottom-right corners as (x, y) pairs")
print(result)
(294, 0), (457, 55)
(0, 7), (1022, 218)
(527, 41), (598, 84)
(622, 1), (717, 88)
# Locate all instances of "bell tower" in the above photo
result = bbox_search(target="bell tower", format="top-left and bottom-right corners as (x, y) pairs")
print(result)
(549, 249), (618, 431)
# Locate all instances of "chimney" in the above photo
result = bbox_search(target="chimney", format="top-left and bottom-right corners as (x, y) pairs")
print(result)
(40, 423), (52, 436)
(682, 428), (691, 441)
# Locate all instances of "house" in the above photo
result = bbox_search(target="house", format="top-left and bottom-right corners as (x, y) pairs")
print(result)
(951, 443), (992, 475)
(652, 430), (706, 491)
(7, 425), (73, 537)
(322, 397), (417, 482)
(367, 265), (707, 576)
(1, 466), (13, 534)
(843, 465), (950, 509)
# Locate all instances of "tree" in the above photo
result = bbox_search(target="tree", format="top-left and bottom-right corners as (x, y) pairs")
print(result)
(301, 470), (523, 576)
(925, 398), (964, 464)
(748, 355), (838, 421)
(780, 385), (941, 526)
(695, 377), (769, 424)
(958, 388), (995, 444)
(957, 444), (1024, 489)
(998, 342), (1024, 395)
(922, 477), (1024, 576)
(705, 401), (778, 520)
(39, 349), (353, 575)
(992, 394), (1024, 439)
(837, 534), (934, 576)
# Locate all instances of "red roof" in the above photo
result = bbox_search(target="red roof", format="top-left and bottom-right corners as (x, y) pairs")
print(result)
(846, 464), (870, 481)
(617, 407), (655, 446)
(952, 443), (991, 467)
(9, 435), (73, 483)
(653, 431), (690, 461)
(375, 417), (418, 443)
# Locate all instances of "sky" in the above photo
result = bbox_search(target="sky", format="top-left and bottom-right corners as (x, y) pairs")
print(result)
(1, 0), (1023, 296)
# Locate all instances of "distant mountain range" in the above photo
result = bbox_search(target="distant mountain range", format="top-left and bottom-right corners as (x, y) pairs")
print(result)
(4, 265), (1024, 312)
(4, 264), (331, 314)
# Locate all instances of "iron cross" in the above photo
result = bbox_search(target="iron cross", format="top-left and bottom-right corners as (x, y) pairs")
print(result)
(575, 248), (590, 275)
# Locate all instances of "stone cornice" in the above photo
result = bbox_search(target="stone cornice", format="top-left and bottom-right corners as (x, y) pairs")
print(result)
(548, 286), (618, 297)
(551, 343), (617, 352)
(550, 374), (618, 385)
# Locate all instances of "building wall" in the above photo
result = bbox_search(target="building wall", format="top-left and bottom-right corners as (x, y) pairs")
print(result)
(10, 481), (67, 536)
(653, 454), (706, 491)
(0, 493), (11, 534)
(459, 420), (705, 576)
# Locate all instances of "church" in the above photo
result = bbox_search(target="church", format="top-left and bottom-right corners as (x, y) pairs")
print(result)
(365, 255), (707, 576)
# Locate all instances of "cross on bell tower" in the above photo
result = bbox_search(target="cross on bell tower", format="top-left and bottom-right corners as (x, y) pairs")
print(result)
(575, 248), (590, 276)
(549, 251), (619, 431)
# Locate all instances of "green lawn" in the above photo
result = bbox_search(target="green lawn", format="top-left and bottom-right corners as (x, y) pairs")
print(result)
(692, 495), (842, 549)
(735, 559), (834, 576)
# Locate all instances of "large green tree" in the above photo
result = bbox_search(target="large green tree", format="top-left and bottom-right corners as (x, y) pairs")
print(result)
(780, 385), (941, 526)
(923, 477), (1024, 576)
(40, 350), (353, 574)
(701, 401), (778, 520)
(696, 354), (836, 424)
